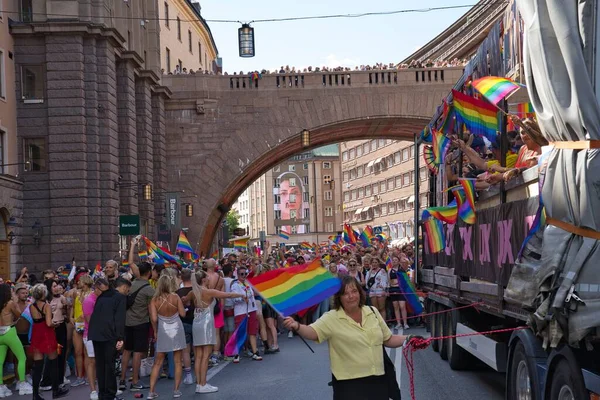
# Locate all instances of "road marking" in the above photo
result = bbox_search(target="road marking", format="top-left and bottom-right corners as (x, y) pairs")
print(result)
(387, 327), (404, 389)
(206, 361), (230, 381)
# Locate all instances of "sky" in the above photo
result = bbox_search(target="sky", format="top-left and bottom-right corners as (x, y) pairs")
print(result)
(199, 0), (473, 73)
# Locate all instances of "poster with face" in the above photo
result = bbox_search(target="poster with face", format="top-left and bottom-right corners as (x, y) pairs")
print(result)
(277, 171), (309, 234)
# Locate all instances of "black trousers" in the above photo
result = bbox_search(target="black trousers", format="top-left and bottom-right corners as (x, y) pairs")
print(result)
(93, 340), (117, 400)
(331, 374), (389, 400)
(41, 321), (66, 387)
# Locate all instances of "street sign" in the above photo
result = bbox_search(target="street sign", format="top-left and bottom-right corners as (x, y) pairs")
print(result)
(373, 226), (383, 234)
(233, 228), (246, 236)
(119, 215), (140, 236)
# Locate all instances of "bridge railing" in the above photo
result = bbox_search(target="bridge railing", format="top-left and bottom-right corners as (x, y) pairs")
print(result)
(164, 67), (464, 92)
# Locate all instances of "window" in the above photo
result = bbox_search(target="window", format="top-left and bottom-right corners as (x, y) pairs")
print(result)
(402, 148), (409, 161)
(351, 190), (357, 200)
(198, 43), (202, 64)
(365, 185), (372, 196)
(343, 171), (349, 182)
(372, 183), (379, 195)
(323, 161), (331, 169)
(378, 139), (385, 147)
(386, 156), (393, 168)
(403, 173), (410, 186)
(0, 50), (4, 98)
(205, 53), (208, 70)
(164, 2), (169, 27)
(274, 178), (280, 188)
(0, 129), (4, 174)
(326, 223), (334, 232)
(24, 138), (46, 171)
(349, 149), (355, 159)
(357, 166), (363, 177)
(303, 192), (309, 202)
(374, 206), (380, 217)
(394, 151), (401, 164)
(420, 167), (428, 181)
(358, 187), (364, 198)
(325, 207), (333, 217)
(344, 191), (350, 202)
(165, 48), (171, 73)
(304, 208), (310, 219)
(178, 59), (182, 71)
(380, 181), (386, 193)
(342, 151), (348, 161)
(274, 194), (280, 204)
(389, 202), (396, 213)
(410, 146), (415, 159)
(324, 191), (333, 201)
(20, 0), (33, 22)
(21, 65), (45, 101)
(289, 193), (297, 203)
(303, 176), (308, 185)
(363, 143), (369, 154)
(395, 176), (402, 188)
(288, 178), (296, 187)
(387, 178), (394, 190)
(356, 146), (363, 157)
(290, 210), (297, 219)
(370, 140), (377, 152)
(288, 165), (295, 172)
(188, 31), (192, 52)
(291, 225), (297, 234)
(177, 17), (181, 40)
(323, 175), (331, 184)
(381, 204), (388, 215)
(350, 169), (356, 180)
(273, 165), (280, 172)
(303, 163), (309, 170)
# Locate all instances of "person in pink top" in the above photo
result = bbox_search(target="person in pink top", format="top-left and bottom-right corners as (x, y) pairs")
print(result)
(82, 284), (100, 400)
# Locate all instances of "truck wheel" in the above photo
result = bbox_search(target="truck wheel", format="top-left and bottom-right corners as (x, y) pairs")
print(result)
(447, 310), (470, 370)
(430, 303), (439, 353)
(438, 306), (448, 361)
(549, 359), (588, 400)
(508, 342), (536, 400)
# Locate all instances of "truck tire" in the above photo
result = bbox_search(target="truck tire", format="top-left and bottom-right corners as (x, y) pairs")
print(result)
(549, 359), (588, 400)
(431, 303), (439, 353)
(447, 310), (471, 370)
(507, 342), (536, 400)
(438, 306), (448, 361)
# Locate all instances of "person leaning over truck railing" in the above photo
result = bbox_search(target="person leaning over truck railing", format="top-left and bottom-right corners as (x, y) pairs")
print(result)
(502, 117), (549, 182)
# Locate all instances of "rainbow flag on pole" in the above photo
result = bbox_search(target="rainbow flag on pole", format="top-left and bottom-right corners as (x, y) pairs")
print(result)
(471, 76), (523, 104)
(432, 129), (451, 166)
(343, 223), (357, 245)
(249, 258), (341, 317)
(424, 218), (445, 253)
(452, 89), (499, 142)
(176, 231), (195, 254)
(144, 237), (181, 265)
(232, 238), (249, 251)
(398, 271), (423, 315)
(278, 229), (290, 240)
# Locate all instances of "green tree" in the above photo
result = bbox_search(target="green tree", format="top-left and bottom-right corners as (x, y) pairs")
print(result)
(225, 210), (241, 237)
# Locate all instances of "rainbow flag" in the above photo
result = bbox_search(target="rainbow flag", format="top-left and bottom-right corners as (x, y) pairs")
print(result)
(299, 242), (312, 251)
(176, 231), (194, 254)
(343, 223), (357, 245)
(375, 233), (388, 243)
(138, 250), (148, 260)
(459, 179), (476, 211)
(517, 102), (535, 117)
(422, 202), (458, 225)
(224, 316), (248, 357)
(452, 89), (499, 142)
(144, 237), (181, 265)
(20, 305), (34, 341)
(278, 229), (290, 240)
(471, 76), (523, 104)
(423, 145), (438, 174)
(58, 269), (70, 280)
(385, 256), (393, 271)
(249, 258), (341, 317)
(210, 250), (219, 259)
(93, 263), (102, 276)
(122, 260), (129, 268)
(231, 238), (249, 251)
(397, 271), (423, 315)
(432, 129), (451, 166)
(359, 226), (373, 247)
(424, 218), (445, 253)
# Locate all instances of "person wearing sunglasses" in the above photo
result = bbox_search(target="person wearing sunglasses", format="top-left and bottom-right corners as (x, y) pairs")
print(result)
(230, 266), (262, 363)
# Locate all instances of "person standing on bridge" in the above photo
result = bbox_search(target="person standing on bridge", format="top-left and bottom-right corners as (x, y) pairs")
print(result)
(283, 275), (420, 400)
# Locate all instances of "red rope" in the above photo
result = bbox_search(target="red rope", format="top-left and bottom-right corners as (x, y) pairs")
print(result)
(384, 302), (483, 323)
(401, 326), (529, 400)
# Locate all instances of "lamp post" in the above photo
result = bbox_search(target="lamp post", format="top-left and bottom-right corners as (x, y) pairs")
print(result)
(185, 204), (193, 217)
(32, 220), (42, 246)
(238, 23), (255, 58)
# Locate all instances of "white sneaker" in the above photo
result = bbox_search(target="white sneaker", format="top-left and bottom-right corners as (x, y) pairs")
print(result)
(183, 373), (194, 385)
(63, 377), (71, 385)
(195, 384), (218, 393)
(394, 323), (402, 330)
(40, 385), (52, 391)
(0, 384), (12, 398)
(206, 383), (219, 391)
(65, 365), (71, 378)
(18, 381), (33, 395)
(404, 324), (410, 330)
(26, 374), (32, 385)
(90, 390), (99, 400)
(288, 331), (293, 338)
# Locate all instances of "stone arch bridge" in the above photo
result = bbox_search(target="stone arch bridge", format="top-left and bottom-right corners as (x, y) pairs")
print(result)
(162, 67), (463, 253)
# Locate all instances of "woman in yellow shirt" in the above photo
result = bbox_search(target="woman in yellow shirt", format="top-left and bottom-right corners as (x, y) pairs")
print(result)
(283, 275), (419, 400)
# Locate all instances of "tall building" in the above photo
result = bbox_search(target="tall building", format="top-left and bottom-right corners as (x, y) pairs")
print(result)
(231, 187), (250, 235)
(0, 0), (22, 278)
(158, 0), (219, 74)
(340, 139), (429, 245)
(236, 145), (342, 248)
(1, 0), (218, 274)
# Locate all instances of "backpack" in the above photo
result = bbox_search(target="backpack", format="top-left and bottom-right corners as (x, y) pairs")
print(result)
(126, 283), (150, 310)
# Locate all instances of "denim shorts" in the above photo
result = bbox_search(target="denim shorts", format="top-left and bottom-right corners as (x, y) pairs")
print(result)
(183, 322), (193, 345)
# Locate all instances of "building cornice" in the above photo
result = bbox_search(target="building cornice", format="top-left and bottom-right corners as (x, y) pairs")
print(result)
(152, 85), (173, 99)
(9, 21), (125, 48)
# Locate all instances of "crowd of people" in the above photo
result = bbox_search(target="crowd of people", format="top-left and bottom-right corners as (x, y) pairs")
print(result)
(0, 236), (418, 400)
(161, 58), (470, 77)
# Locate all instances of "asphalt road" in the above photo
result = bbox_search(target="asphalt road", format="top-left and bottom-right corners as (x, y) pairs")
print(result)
(54, 326), (505, 400)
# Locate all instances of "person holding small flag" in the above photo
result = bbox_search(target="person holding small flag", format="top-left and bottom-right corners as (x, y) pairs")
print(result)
(230, 266), (262, 363)
(283, 275), (422, 400)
